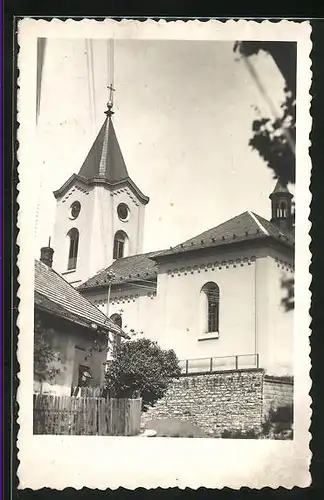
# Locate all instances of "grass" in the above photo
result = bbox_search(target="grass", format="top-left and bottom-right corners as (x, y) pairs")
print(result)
(144, 418), (207, 438)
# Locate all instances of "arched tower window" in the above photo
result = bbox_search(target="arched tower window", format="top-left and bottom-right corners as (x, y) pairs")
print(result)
(279, 201), (287, 218)
(67, 228), (79, 270)
(113, 230), (128, 260)
(201, 282), (220, 333)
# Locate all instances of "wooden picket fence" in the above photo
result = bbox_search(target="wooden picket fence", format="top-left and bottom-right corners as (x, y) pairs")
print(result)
(33, 394), (142, 436)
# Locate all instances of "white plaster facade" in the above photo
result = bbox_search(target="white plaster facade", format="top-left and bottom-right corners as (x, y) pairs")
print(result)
(52, 180), (146, 287)
(84, 244), (294, 377)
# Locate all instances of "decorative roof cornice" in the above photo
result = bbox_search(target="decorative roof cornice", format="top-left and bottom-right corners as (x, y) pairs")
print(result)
(53, 173), (149, 205)
(152, 234), (293, 264)
(151, 211), (294, 262)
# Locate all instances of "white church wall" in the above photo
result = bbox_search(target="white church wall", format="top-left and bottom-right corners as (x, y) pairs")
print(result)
(52, 181), (95, 286)
(259, 248), (294, 376)
(82, 243), (294, 377)
(109, 186), (145, 257)
(52, 182), (146, 286)
(89, 186), (114, 278)
(89, 186), (145, 280)
(89, 287), (159, 343)
(155, 248), (258, 365)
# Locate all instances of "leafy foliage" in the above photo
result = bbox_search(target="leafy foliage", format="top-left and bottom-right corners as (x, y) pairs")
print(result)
(234, 41), (296, 185)
(234, 41), (296, 311)
(221, 404), (293, 440)
(261, 404), (294, 439)
(281, 277), (295, 312)
(249, 90), (296, 185)
(221, 428), (258, 439)
(104, 338), (181, 410)
(34, 313), (61, 383)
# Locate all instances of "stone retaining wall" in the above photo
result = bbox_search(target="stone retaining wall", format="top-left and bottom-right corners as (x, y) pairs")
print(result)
(141, 369), (264, 436)
(262, 376), (294, 417)
(141, 370), (294, 436)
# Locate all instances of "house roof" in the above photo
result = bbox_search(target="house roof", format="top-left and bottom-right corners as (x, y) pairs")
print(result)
(34, 259), (126, 336)
(78, 251), (160, 291)
(53, 114), (149, 205)
(153, 211), (294, 260)
(79, 211), (294, 292)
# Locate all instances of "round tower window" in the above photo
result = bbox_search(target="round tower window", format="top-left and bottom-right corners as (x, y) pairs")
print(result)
(70, 201), (81, 220)
(117, 203), (129, 221)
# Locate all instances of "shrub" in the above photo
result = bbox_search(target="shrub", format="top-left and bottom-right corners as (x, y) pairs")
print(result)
(105, 338), (181, 410)
(262, 404), (294, 439)
(221, 428), (259, 439)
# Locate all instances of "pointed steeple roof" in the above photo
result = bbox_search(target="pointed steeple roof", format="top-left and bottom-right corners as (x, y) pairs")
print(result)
(78, 114), (129, 183)
(270, 179), (293, 199)
(53, 106), (149, 205)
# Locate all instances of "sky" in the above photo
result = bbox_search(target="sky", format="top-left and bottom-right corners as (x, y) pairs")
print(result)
(33, 38), (290, 255)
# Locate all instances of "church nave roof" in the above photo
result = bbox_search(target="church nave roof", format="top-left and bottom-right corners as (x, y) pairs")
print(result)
(152, 211), (294, 260)
(79, 211), (294, 292)
(78, 251), (160, 291)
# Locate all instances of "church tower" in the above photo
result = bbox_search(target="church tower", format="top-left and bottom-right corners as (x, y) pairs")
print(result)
(269, 179), (293, 231)
(51, 99), (149, 287)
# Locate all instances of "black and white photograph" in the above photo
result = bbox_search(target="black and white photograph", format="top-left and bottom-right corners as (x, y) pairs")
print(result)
(17, 19), (311, 490)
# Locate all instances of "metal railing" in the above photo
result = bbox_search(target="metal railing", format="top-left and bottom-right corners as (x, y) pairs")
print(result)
(179, 353), (259, 375)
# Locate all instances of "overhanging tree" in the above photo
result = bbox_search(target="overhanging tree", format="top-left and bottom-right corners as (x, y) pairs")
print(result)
(104, 337), (181, 410)
(234, 41), (296, 310)
(34, 313), (61, 387)
(234, 41), (296, 186)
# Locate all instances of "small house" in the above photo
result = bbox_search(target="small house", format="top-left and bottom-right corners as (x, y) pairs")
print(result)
(34, 245), (127, 396)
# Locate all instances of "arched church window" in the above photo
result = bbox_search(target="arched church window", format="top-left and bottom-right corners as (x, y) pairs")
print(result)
(201, 282), (220, 333)
(113, 231), (128, 260)
(67, 228), (79, 270)
(110, 313), (122, 328)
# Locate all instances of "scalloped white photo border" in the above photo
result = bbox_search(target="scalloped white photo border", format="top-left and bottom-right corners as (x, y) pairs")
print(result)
(16, 18), (312, 490)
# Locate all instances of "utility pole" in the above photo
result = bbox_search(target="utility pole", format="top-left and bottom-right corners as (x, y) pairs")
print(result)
(105, 272), (116, 370)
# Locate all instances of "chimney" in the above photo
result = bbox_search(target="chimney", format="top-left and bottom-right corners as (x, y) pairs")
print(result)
(40, 237), (54, 268)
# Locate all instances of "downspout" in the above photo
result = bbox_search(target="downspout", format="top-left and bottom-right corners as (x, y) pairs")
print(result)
(105, 280), (113, 370)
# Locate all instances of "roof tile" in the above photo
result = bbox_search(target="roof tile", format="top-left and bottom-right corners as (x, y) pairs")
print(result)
(35, 259), (122, 334)
(79, 212), (294, 290)
(78, 251), (159, 291)
(154, 211), (294, 258)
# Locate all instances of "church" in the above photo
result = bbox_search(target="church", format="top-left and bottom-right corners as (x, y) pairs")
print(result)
(50, 99), (295, 379)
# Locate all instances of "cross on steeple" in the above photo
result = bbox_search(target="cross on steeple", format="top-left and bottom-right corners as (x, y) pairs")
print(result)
(105, 84), (116, 116)
(107, 83), (115, 97)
